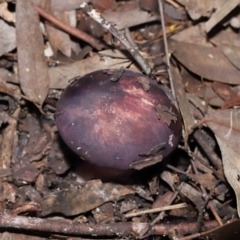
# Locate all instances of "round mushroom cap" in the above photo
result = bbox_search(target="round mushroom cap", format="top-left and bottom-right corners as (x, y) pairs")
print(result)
(56, 69), (182, 170)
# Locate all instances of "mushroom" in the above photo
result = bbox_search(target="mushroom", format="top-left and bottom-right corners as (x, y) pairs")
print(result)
(56, 69), (182, 181)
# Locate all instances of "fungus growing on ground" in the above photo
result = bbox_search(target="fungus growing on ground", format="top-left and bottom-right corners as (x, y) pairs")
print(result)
(56, 69), (182, 181)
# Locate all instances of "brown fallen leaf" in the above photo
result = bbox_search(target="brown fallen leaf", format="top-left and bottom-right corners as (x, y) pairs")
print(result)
(202, 219), (240, 240)
(41, 180), (134, 216)
(200, 109), (240, 155)
(205, 0), (240, 32)
(155, 104), (177, 126)
(170, 63), (195, 142)
(199, 109), (240, 216)
(0, 18), (16, 56)
(16, 0), (49, 110)
(103, 8), (159, 30)
(129, 155), (163, 170)
(45, 10), (81, 58)
(137, 76), (150, 91)
(216, 137), (240, 217)
(49, 50), (131, 89)
(176, 0), (214, 20)
(222, 45), (240, 70)
(169, 40), (240, 85)
(211, 81), (233, 101)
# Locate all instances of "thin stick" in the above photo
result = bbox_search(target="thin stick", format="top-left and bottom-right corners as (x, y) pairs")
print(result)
(191, 160), (223, 226)
(0, 214), (220, 237)
(125, 203), (187, 218)
(158, 0), (176, 103)
(80, 2), (152, 75)
(36, 6), (103, 51)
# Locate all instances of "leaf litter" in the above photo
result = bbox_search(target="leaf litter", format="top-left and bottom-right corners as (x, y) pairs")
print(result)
(0, 0), (240, 239)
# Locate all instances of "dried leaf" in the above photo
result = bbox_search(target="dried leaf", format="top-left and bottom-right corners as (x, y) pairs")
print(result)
(104, 67), (125, 82)
(0, 18), (16, 56)
(41, 180), (134, 216)
(212, 82), (233, 101)
(0, 112), (9, 127)
(137, 76), (150, 91)
(169, 40), (240, 85)
(0, 77), (31, 102)
(216, 137), (240, 217)
(187, 173), (220, 192)
(200, 109), (240, 155)
(171, 23), (211, 46)
(205, 0), (240, 32)
(45, 11), (81, 57)
(180, 182), (205, 211)
(222, 45), (240, 70)
(139, 142), (165, 157)
(129, 155), (163, 170)
(49, 50), (131, 89)
(42, 0), (90, 12)
(16, 0), (49, 109)
(0, 2), (15, 22)
(203, 219), (240, 240)
(103, 8), (159, 30)
(155, 104), (177, 126)
(176, 0), (214, 20)
(200, 109), (240, 216)
(170, 63), (195, 141)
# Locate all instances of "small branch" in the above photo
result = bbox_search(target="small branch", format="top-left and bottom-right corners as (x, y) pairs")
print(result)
(190, 160), (223, 226)
(36, 6), (104, 51)
(158, 0), (176, 103)
(193, 129), (223, 170)
(0, 214), (220, 238)
(125, 203), (187, 218)
(79, 2), (152, 75)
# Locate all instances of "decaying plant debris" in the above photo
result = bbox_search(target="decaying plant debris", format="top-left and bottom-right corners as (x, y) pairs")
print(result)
(0, 0), (240, 239)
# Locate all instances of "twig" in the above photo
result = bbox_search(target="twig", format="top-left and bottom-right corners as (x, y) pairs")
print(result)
(193, 129), (223, 170)
(36, 6), (104, 51)
(0, 214), (220, 237)
(190, 151), (225, 182)
(191, 160), (223, 226)
(79, 2), (152, 75)
(125, 203), (187, 218)
(165, 0), (182, 9)
(158, 0), (176, 103)
(139, 165), (192, 238)
(0, 107), (20, 169)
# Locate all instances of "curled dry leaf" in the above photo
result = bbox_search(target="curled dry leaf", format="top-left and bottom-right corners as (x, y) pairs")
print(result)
(16, 0), (49, 110)
(155, 104), (177, 126)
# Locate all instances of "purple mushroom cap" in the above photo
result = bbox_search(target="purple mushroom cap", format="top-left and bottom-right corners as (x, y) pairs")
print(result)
(56, 69), (182, 170)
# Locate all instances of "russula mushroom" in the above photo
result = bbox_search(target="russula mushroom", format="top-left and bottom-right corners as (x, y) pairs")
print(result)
(56, 69), (182, 181)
